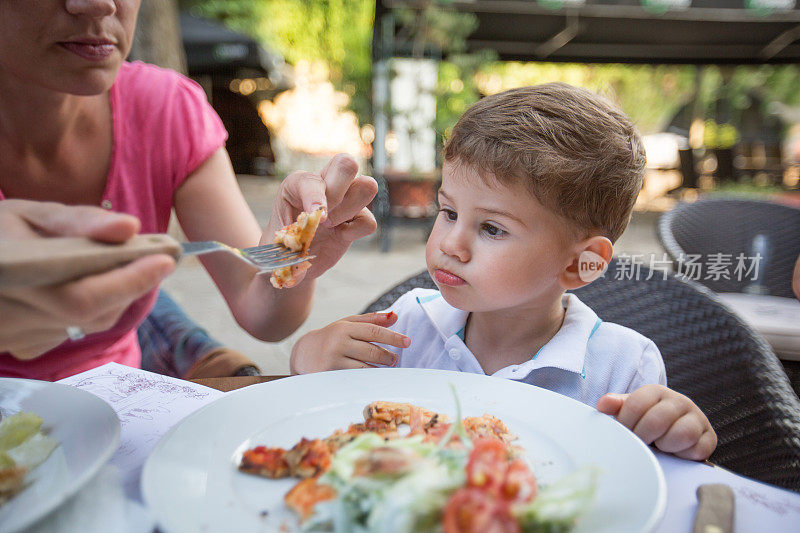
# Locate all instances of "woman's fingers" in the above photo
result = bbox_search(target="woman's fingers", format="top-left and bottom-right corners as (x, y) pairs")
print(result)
(276, 171), (326, 225)
(57, 254), (175, 319)
(6, 254), (174, 326)
(276, 154), (361, 226)
(319, 154), (360, 212)
(325, 175), (378, 228)
(3, 325), (67, 359)
(16, 200), (141, 241)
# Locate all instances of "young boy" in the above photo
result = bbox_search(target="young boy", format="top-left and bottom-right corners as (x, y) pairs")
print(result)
(291, 83), (717, 461)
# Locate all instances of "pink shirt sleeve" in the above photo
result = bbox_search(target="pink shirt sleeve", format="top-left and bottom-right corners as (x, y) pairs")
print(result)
(166, 74), (229, 189)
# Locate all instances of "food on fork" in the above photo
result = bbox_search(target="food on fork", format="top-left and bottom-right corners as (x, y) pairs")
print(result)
(237, 400), (597, 531)
(0, 412), (58, 506)
(270, 208), (324, 289)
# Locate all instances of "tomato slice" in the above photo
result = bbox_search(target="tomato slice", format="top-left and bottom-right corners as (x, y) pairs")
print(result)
(502, 459), (538, 504)
(443, 487), (520, 533)
(466, 438), (509, 492)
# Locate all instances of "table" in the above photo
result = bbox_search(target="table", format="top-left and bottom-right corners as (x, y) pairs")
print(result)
(191, 375), (285, 392)
(55, 364), (800, 533)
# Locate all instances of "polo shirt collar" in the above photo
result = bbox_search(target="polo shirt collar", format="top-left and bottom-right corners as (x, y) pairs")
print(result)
(416, 292), (469, 339)
(511, 293), (600, 379)
(417, 292), (599, 379)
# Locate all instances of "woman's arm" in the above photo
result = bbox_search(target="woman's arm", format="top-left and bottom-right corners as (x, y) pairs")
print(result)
(173, 149), (377, 342)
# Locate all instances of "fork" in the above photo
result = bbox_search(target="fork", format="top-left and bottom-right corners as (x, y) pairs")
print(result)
(0, 234), (312, 288)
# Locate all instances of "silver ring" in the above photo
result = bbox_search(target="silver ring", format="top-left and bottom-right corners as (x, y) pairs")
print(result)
(65, 326), (86, 341)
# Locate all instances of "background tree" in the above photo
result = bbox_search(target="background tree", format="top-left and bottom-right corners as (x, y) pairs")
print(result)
(179, 0), (374, 125)
(130, 0), (187, 74)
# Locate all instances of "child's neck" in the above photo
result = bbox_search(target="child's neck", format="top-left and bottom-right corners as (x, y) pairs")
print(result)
(464, 295), (566, 375)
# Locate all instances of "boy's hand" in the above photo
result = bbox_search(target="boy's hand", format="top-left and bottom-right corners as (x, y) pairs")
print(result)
(290, 312), (411, 374)
(596, 384), (717, 461)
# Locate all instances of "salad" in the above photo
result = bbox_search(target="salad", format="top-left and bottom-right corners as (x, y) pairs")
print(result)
(0, 412), (59, 505)
(239, 398), (596, 532)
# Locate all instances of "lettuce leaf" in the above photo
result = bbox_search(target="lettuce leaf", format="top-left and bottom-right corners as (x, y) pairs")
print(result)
(0, 413), (43, 452)
(513, 467), (599, 533)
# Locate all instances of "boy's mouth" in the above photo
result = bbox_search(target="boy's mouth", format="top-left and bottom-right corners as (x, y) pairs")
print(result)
(434, 269), (466, 286)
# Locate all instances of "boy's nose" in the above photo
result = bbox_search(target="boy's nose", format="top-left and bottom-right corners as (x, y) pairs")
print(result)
(439, 227), (470, 263)
(65, 0), (117, 18)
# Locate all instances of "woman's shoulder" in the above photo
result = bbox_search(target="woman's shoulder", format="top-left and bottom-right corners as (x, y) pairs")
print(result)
(117, 61), (191, 88)
(114, 61), (209, 110)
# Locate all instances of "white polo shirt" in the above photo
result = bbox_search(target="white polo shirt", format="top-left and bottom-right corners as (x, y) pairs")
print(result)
(380, 288), (666, 408)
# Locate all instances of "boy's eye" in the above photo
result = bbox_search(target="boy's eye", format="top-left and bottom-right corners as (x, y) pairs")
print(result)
(440, 208), (457, 221)
(482, 223), (506, 237)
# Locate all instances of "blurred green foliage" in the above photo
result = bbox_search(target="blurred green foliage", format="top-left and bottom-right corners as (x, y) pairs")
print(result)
(179, 0), (375, 123)
(704, 120), (740, 149)
(179, 0), (800, 142)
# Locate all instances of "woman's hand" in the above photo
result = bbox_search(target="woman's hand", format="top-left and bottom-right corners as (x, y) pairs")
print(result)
(264, 153), (378, 285)
(290, 312), (410, 374)
(596, 384), (717, 461)
(0, 200), (175, 359)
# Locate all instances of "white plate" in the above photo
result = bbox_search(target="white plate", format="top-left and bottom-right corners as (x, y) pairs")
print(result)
(143, 368), (666, 532)
(0, 378), (120, 533)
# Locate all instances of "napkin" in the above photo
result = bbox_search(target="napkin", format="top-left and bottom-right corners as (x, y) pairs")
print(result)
(25, 465), (153, 533)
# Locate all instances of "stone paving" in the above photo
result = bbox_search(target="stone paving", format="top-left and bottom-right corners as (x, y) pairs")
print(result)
(162, 175), (668, 375)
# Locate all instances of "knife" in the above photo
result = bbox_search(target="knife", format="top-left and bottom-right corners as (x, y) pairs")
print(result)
(693, 483), (735, 533)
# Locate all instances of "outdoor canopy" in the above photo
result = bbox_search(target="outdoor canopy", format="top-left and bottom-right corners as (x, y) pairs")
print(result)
(180, 13), (281, 76)
(374, 0), (800, 65)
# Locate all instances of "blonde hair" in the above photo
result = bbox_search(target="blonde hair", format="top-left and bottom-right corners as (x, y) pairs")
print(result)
(443, 83), (646, 242)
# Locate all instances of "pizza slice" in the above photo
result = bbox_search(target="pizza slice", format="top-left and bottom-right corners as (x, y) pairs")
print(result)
(239, 446), (290, 479)
(270, 208), (325, 289)
(284, 477), (337, 521)
(363, 401), (445, 426)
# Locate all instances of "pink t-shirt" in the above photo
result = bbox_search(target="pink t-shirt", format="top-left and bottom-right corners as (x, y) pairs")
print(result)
(0, 61), (228, 381)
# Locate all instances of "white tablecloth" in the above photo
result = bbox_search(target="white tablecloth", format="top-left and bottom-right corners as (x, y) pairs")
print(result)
(37, 363), (800, 532)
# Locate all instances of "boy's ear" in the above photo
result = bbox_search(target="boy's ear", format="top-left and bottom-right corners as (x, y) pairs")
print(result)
(558, 236), (613, 290)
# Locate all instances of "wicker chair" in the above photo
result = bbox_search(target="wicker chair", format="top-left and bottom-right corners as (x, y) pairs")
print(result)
(363, 259), (800, 492)
(659, 196), (800, 396)
(658, 197), (800, 298)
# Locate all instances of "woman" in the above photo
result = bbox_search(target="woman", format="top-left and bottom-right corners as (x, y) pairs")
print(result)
(0, 0), (377, 380)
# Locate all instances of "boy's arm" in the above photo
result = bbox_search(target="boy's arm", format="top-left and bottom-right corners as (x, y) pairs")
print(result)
(596, 384), (717, 460)
(290, 312), (410, 374)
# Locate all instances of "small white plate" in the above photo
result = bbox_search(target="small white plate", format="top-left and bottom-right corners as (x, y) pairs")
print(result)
(143, 368), (666, 532)
(0, 378), (120, 533)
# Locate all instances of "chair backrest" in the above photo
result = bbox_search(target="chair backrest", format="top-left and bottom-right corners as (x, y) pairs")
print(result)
(658, 197), (800, 298)
(363, 260), (800, 492)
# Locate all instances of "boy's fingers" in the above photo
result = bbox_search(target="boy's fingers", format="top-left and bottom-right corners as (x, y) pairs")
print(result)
(349, 321), (410, 349)
(345, 312), (400, 326)
(595, 393), (627, 417)
(653, 412), (706, 454)
(342, 339), (398, 367)
(631, 400), (686, 445)
(671, 429), (717, 461)
(613, 384), (664, 431)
